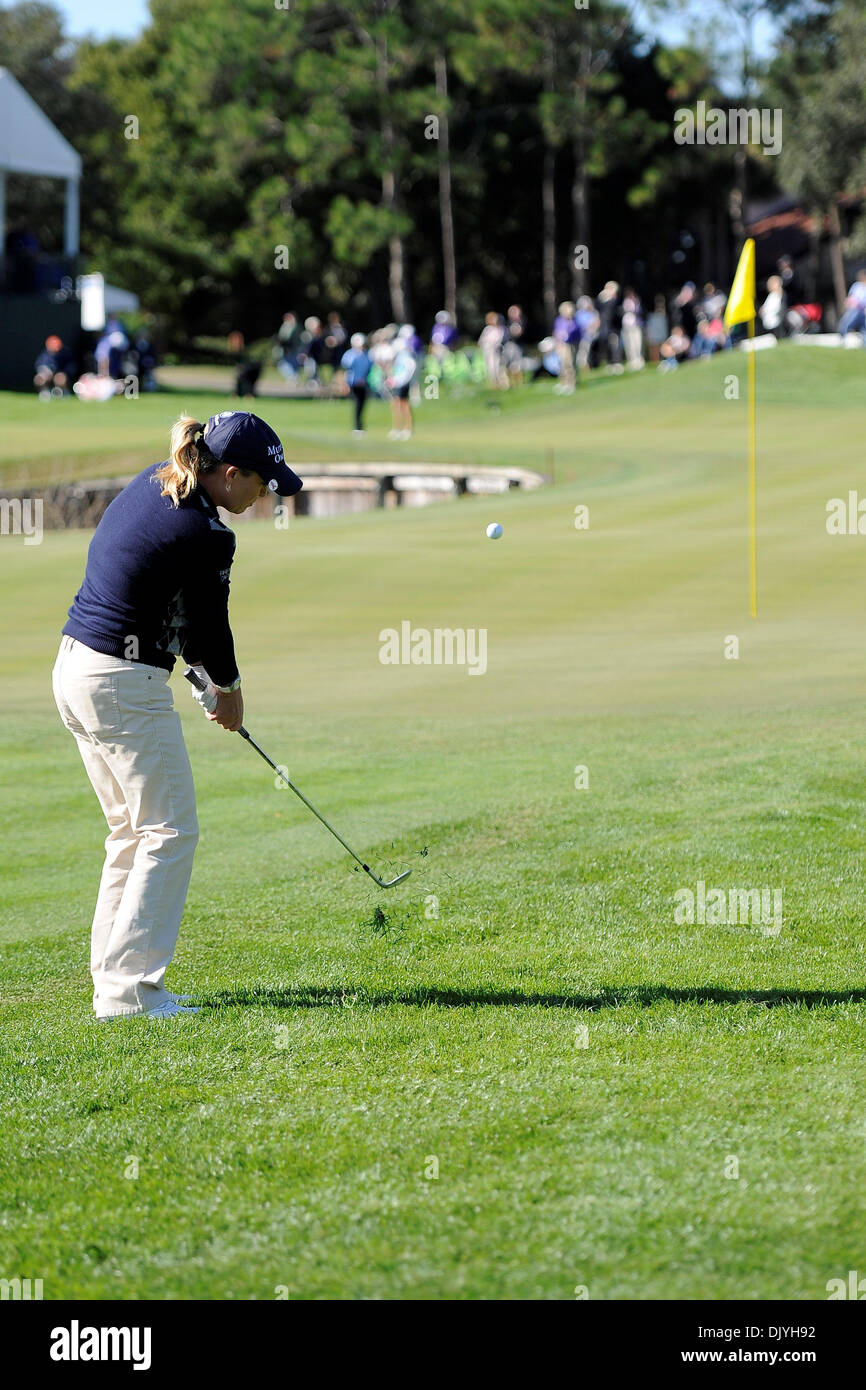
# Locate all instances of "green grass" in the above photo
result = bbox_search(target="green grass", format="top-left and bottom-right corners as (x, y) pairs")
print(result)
(1, 346), (865, 1299)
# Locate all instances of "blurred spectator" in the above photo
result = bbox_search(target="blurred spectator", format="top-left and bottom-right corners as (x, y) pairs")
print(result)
(692, 314), (728, 356)
(385, 337), (417, 439)
(94, 320), (130, 381)
(276, 312), (304, 379)
(595, 281), (622, 371)
(759, 275), (787, 336)
(695, 286), (728, 355)
(324, 311), (347, 371)
(777, 255), (803, 305)
(645, 295), (669, 364)
(301, 316), (326, 384)
(671, 282), (699, 340)
(235, 357), (262, 397)
(620, 287), (644, 370)
(502, 304), (526, 383)
(397, 323), (424, 405)
(398, 322), (423, 356)
(340, 332), (372, 433)
(552, 300), (580, 393)
(430, 309), (458, 359)
(367, 325), (398, 397)
(701, 282), (727, 320)
(658, 324), (691, 371)
(132, 335), (158, 391)
(786, 302), (822, 335)
(478, 311), (507, 388)
(532, 336), (562, 383)
(397, 319), (422, 355)
(575, 296), (599, 369)
(837, 269), (866, 337)
(34, 335), (76, 397)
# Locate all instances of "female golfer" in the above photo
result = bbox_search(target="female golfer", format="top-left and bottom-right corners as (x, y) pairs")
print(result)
(52, 411), (303, 1021)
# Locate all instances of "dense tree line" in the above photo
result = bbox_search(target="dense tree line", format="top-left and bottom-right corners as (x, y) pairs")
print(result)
(0, 0), (861, 343)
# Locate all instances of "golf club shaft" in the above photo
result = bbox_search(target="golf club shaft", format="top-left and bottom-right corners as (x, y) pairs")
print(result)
(241, 727), (376, 875)
(183, 668), (409, 888)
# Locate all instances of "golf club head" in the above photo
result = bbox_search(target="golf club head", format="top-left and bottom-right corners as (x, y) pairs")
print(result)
(367, 867), (412, 890)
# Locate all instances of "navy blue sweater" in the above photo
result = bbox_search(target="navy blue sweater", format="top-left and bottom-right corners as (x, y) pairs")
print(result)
(63, 464), (240, 686)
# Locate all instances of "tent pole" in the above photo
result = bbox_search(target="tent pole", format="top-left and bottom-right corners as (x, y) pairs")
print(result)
(0, 170), (6, 286)
(64, 176), (79, 263)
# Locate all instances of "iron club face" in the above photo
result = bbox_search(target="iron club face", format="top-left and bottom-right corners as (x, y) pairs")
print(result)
(364, 866), (412, 889)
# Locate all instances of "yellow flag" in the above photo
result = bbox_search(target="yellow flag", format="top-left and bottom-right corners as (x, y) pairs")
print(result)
(724, 238), (756, 329)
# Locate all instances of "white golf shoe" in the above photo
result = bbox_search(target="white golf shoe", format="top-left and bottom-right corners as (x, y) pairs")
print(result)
(145, 1000), (200, 1019)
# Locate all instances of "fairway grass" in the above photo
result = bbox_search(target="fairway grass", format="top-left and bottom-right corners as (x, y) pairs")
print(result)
(1, 347), (865, 1299)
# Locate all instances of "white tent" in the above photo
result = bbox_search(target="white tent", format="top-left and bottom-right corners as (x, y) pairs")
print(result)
(0, 66), (81, 263)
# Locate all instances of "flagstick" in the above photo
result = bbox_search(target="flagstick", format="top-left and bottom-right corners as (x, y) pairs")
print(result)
(748, 316), (757, 618)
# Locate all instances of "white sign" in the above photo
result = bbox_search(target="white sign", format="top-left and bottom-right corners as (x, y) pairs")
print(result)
(77, 272), (105, 332)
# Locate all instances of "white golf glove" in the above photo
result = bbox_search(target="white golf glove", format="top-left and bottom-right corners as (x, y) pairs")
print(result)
(189, 663), (219, 715)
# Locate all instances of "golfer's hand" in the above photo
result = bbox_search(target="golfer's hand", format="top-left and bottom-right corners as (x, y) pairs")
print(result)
(189, 663), (219, 715)
(209, 687), (244, 732)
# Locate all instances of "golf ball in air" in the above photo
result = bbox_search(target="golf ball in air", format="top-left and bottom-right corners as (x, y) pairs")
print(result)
(486, 522), (503, 540)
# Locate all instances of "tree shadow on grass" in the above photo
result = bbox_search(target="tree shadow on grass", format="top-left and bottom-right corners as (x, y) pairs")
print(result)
(204, 984), (866, 1012)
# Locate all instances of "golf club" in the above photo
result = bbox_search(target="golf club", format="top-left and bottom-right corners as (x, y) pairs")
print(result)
(184, 667), (411, 889)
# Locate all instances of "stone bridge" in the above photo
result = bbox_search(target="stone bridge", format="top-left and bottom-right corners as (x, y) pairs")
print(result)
(0, 462), (546, 529)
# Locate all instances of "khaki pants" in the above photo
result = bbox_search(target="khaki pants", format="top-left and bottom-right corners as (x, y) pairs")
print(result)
(52, 636), (198, 1017)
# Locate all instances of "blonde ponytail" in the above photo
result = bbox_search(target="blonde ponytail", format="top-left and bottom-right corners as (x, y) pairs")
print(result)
(155, 415), (218, 506)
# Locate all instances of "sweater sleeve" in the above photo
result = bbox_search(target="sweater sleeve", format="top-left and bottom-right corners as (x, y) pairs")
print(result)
(179, 528), (240, 687)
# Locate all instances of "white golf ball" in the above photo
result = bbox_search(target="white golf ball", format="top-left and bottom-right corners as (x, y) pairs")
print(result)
(486, 522), (503, 540)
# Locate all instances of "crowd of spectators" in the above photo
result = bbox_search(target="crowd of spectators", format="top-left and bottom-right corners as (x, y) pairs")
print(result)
(33, 255), (864, 420)
(263, 258), (846, 434)
(32, 318), (157, 400)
